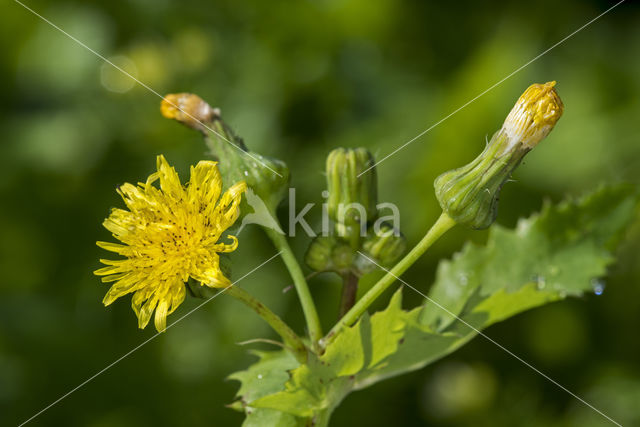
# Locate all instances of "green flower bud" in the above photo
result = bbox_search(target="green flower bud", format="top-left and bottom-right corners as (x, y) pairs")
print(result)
(356, 223), (407, 274)
(305, 235), (355, 274)
(326, 147), (378, 229)
(161, 93), (290, 213)
(306, 223), (406, 276)
(434, 81), (563, 229)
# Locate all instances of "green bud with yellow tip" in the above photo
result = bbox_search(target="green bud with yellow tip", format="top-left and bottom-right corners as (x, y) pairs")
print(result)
(435, 81), (564, 229)
(161, 93), (289, 214)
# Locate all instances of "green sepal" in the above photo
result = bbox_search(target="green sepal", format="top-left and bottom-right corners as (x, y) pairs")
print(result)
(304, 235), (356, 274)
(326, 148), (378, 230)
(204, 119), (290, 215)
(355, 222), (407, 274)
(435, 131), (528, 229)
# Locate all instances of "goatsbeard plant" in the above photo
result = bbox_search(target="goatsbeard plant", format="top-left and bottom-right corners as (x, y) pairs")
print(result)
(95, 83), (638, 426)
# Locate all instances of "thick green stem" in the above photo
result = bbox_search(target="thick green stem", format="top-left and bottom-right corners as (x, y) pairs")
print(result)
(265, 227), (323, 352)
(226, 285), (308, 362)
(322, 212), (456, 346)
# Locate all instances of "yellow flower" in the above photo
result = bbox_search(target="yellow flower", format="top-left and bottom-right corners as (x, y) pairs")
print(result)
(95, 155), (247, 332)
(501, 81), (564, 151)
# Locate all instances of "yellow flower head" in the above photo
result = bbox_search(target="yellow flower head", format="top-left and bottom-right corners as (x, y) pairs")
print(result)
(502, 81), (564, 150)
(95, 155), (247, 332)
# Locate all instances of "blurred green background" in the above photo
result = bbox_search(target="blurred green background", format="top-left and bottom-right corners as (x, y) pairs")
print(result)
(1, 0), (639, 425)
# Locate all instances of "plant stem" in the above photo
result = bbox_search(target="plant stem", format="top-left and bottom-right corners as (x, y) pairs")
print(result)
(265, 227), (323, 352)
(226, 285), (308, 362)
(339, 272), (359, 318)
(313, 408), (333, 427)
(322, 212), (456, 346)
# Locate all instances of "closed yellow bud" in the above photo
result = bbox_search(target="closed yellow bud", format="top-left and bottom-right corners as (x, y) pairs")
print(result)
(160, 93), (218, 131)
(435, 81), (564, 229)
(501, 81), (563, 152)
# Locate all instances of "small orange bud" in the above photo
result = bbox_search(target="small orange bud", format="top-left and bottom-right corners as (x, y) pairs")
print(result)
(160, 93), (218, 131)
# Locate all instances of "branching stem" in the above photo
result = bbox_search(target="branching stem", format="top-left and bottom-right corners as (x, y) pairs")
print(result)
(265, 227), (323, 352)
(226, 285), (308, 362)
(322, 212), (456, 347)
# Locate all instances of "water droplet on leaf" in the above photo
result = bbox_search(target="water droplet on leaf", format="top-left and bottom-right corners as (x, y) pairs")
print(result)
(532, 274), (546, 290)
(458, 273), (469, 286)
(591, 278), (605, 296)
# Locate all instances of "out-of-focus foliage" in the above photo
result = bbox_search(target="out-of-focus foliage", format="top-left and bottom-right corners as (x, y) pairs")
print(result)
(1, 0), (639, 426)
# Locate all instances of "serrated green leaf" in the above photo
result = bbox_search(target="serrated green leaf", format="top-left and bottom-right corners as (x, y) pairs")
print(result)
(361, 186), (637, 385)
(228, 350), (299, 406)
(421, 185), (637, 332)
(229, 186), (638, 425)
(242, 408), (304, 427)
(249, 352), (353, 417)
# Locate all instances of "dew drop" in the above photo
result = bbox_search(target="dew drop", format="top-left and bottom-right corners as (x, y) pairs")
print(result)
(243, 170), (249, 177)
(458, 273), (469, 286)
(257, 374), (263, 379)
(591, 278), (606, 296)
(532, 274), (546, 290)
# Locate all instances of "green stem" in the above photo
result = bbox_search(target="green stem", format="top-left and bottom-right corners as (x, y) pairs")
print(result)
(226, 285), (308, 363)
(322, 212), (456, 346)
(339, 272), (359, 318)
(313, 408), (332, 427)
(265, 227), (323, 352)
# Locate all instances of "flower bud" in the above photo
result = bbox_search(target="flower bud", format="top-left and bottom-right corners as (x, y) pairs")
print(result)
(356, 223), (407, 274)
(161, 93), (218, 132)
(161, 93), (290, 214)
(326, 148), (378, 242)
(501, 81), (564, 151)
(305, 235), (356, 274)
(435, 81), (563, 229)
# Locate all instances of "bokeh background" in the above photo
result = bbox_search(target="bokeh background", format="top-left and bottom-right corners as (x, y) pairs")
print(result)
(1, 0), (639, 425)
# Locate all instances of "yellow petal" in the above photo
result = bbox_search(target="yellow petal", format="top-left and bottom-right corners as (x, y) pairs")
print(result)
(154, 299), (169, 332)
(168, 284), (186, 315)
(96, 241), (128, 254)
(189, 160), (222, 208)
(156, 155), (185, 200)
(213, 235), (238, 253)
(102, 275), (138, 305)
(137, 295), (159, 329)
(203, 269), (231, 288)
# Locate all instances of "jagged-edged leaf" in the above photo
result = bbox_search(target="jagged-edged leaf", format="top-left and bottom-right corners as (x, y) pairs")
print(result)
(228, 350), (300, 407)
(421, 185), (637, 332)
(241, 408), (304, 427)
(230, 186), (638, 425)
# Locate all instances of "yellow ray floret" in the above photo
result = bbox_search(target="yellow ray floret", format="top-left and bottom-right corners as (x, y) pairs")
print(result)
(502, 81), (564, 150)
(95, 155), (247, 332)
